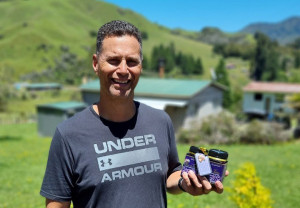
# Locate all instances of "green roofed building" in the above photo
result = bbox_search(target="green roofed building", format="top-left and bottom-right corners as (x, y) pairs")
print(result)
(80, 78), (226, 132)
(15, 82), (62, 91)
(37, 101), (86, 137)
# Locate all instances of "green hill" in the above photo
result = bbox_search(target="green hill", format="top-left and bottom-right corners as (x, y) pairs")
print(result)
(0, 0), (223, 81)
(241, 16), (300, 45)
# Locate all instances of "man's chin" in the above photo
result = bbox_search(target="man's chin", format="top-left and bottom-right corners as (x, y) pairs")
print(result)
(109, 90), (133, 99)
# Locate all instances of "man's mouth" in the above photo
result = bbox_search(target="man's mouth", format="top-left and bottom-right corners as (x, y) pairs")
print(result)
(112, 79), (130, 84)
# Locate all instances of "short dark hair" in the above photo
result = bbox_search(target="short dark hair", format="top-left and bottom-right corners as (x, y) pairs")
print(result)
(96, 20), (143, 59)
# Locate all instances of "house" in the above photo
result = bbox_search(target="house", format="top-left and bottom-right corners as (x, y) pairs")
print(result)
(37, 101), (86, 137)
(14, 82), (62, 91)
(243, 81), (300, 119)
(80, 77), (226, 132)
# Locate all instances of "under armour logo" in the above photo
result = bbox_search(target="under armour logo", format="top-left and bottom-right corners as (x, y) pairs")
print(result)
(100, 158), (112, 167)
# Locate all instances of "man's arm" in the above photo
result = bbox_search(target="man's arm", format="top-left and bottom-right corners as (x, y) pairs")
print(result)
(46, 199), (71, 208)
(167, 170), (229, 196)
(166, 170), (183, 194)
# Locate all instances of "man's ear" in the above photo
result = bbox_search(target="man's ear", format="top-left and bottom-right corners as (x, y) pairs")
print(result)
(92, 54), (99, 75)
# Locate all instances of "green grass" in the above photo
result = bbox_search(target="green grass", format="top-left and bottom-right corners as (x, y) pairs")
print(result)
(1, 123), (300, 208)
(0, 123), (49, 208)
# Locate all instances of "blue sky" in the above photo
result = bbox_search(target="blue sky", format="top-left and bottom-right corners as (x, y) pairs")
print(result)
(102, 0), (300, 32)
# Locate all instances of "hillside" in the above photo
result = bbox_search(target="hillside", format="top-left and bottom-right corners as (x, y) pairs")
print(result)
(241, 16), (300, 45)
(0, 0), (223, 81)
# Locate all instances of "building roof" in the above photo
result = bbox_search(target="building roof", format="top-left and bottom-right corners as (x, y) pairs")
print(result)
(135, 97), (187, 110)
(25, 83), (62, 90)
(80, 77), (225, 99)
(37, 101), (86, 111)
(243, 81), (300, 94)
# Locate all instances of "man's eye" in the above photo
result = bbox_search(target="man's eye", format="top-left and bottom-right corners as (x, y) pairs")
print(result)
(108, 59), (120, 66)
(127, 60), (139, 67)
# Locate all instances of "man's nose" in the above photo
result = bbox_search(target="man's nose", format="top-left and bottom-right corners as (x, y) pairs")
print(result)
(118, 59), (128, 74)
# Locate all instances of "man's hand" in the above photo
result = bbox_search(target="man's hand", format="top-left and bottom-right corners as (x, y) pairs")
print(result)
(46, 199), (71, 208)
(181, 170), (229, 195)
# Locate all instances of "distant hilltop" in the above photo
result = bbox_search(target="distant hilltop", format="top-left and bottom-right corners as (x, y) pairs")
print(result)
(240, 16), (300, 45)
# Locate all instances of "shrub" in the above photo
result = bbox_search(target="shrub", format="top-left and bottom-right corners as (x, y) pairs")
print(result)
(228, 162), (273, 208)
(177, 112), (292, 145)
(177, 111), (240, 145)
(89, 30), (97, 38)
(239, 120), (292, 144)
(141, 31), (148, 40)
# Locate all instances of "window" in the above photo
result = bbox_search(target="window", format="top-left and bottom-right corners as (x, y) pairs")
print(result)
(254, 93), (263, 101)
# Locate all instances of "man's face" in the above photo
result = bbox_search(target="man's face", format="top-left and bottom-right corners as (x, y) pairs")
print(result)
(93, 35), (142, 100)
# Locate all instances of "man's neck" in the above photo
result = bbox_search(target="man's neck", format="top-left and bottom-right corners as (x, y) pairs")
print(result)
(93, 96), (136, 122)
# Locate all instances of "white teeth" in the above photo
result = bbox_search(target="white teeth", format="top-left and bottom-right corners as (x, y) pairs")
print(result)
(113, 79), (129, 84)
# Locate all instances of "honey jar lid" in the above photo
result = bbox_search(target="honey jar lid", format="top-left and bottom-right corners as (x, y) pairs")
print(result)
(189, 146), (200, 154)
(208, 149), (228, 160)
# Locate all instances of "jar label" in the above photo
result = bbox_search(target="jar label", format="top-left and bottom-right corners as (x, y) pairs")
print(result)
(181, 154), (196, 175)
(208, 161), (226, 184)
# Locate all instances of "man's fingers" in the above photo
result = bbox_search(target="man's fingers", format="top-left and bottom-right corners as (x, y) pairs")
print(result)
(182, 171), (191, 186)
(213, 181), (224, 194)
(188, 171), (202, 188)
(198, 176), (212, 194)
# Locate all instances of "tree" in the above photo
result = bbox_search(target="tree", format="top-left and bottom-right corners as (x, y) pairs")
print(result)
(193, 57), (203, 75)
(290, 37), (300, 50)
(215, 59), (231, 108)
(142, 55), (149, 71)
(252, 32), (269, 80)
(150, 42), (204, 76)
(294, 51), (300, 69)
(287, 93), (300, 112)
(263, 48), (279, 81)
(150, 43), (176, 73)
(287, 93), (300, 137)
(252, 32), (280, 81)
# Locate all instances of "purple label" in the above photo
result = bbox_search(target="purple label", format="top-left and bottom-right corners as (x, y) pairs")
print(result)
(208, 161), (227, 184)
(181, 154), (196, 175)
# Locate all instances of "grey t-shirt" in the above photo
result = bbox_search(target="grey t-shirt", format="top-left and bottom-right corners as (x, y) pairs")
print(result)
(40, 102), (182, 208)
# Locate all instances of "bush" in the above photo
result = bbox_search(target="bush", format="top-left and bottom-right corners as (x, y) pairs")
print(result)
(177, 111), (240, 145)
(141, 31), (148, 40)
(89, 30), (97, 38)
(228, 162), (273, 208)
(239, 120), (292, 144)
(177, 112), (292, 145)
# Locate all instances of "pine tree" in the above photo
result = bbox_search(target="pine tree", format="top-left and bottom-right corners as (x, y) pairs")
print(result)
(252, 32), (280, 81)
(142, 55), (149, 71)
(252, 32), (269, 81)
(193, 57), (203, 75)
(215, 58), (231, 108)
(294, 51), (300, 69)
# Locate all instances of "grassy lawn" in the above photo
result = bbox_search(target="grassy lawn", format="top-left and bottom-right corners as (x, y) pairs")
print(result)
(1, 123), (300, 208)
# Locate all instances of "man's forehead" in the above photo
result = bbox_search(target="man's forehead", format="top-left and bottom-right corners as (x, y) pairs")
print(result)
(100, 35), (140, 54)
(102, 52), (140, 58)
(103, 34), (139, 42)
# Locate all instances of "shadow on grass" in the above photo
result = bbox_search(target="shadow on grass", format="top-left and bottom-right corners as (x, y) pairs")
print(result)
(0, 162), (9, 168)
(0, 136), (23, 142)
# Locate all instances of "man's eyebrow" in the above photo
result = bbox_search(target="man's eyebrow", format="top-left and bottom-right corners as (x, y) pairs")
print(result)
(127, 56), (140, 60)
(106, 54), (140, 60)
(101, 55), (121, 61)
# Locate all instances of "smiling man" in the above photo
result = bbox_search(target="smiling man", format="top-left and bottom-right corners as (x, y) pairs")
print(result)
(40, 20), (227, 208)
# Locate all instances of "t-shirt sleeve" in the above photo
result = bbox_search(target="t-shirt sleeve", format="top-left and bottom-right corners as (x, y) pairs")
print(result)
(165, 114), (182, 177)
(40, 128), (74, 201)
